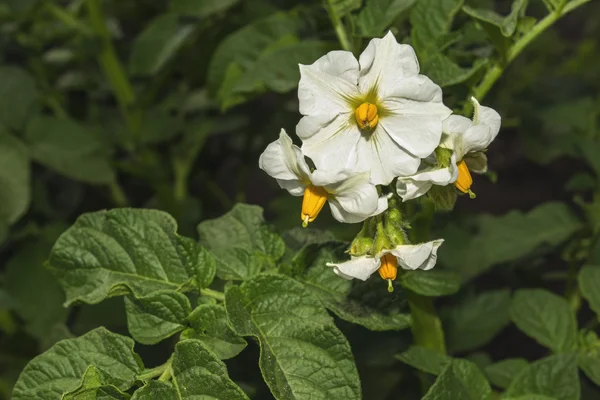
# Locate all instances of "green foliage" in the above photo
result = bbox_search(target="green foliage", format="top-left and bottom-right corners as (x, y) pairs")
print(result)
(510, 289), (578, 353)
(484, 358), (529, 389)
(422, 359), (492, 400)
(25, 116), (115, 184)
(506, 353), (580, 400)
(61, 366), (130, 400)
(197, 204), (285, 280)
(440, 202), (583, 280)
(12, 328), (143, 400)
(225, 273), (361, 399)
(578, 266), (600, 317)
(169, 340), (249, 399)
(356, 0), (415, 37)
(443, 289), (512, 353)
(181, 303), (247, 359)
(0, 131), (30, 224)
(396, 345), (450, 375)
(124, 290), (192, 345)
(47, 208), (214, 305)
(400, 269), (461, 297)
(0, 66), (38, 131)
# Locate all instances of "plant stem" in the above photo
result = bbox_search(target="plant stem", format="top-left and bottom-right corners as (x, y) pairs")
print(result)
(202, 288), (225, 302)
(465, 0), (591, 112)
(324, 2), (353, 52)
(138, 355), (173, 382)
(86, 0), (142, 140)
(406, 290), (446, 354)
(108, 180), (128, 207)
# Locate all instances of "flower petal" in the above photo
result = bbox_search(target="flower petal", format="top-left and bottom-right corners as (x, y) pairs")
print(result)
(327, 256), (381, 281)
(258, 129), (311, 195)
(298, 51), (360, 117)
(387, 239), (444, 271)
(299, 114), (361, 172)
(358, 31), (419, 94)
(379, 75), (449, 112)
(379, 114), (444, 158)
(320, 171), (380, 217)
(354, 127), (421, 185)
(396, 180), (434, 201)
(461, 98), (501, 154)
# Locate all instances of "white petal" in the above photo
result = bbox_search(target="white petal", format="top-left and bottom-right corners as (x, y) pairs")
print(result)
(354, 127), (421, 185)
(258, 129), (311, 195)
(327, 256), (381, 281)
(387, 239), (444, 271)
(442, 115), (472, 159)
(461, 98), (501, 154)
(379, 75), (449, 110)
(358, 31), (419, 94)
(396, 180), (434, 201)
(298, 51), (359, 117)
(300, 114), (361, 172)
(324, 172), (379, 218)
(379, 114), (443, 158)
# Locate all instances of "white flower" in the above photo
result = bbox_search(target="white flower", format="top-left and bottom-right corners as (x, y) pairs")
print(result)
(396, 97), (501, 200)
(326, 239), (443, 281)
(296, 31), (452, 185)
(258, 129), (388, 226)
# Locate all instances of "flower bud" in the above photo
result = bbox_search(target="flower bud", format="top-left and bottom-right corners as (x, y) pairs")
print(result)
(349, 236), (373, 256)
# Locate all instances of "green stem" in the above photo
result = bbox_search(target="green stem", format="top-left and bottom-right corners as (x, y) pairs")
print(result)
(202, 288), (225, 302)
(406, 290), (446, 354)
(465, 0), (591, 112)
(137, 363), (168, 381)
(86, 0), (142, 140)
(324, 2), (353, 52)
(108, 180), (128, 207)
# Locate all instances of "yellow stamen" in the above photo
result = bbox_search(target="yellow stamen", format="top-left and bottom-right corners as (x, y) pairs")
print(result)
(300, 185), (328, 227)
(355, 102), (379, 131)
(378, 253), (398, 281)
(454, 160), (474, 196)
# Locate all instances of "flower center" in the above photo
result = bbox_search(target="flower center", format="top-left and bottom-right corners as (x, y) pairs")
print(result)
(301, 185), (328, 227)
(378, 253), (397, 292)
(454, 160), (476, 199)
(355, 102), (379, 131)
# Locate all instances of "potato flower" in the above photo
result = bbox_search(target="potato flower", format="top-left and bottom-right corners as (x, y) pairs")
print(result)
(259, 129), (387, 226)
(296, 31), (452, 185)
(327, 240), (443, 291)
(396, 97), (501, 200)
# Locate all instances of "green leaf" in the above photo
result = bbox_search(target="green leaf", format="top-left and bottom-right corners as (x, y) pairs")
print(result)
(324, 0), (362, 18)
(129, 14), (195, 76)
(207, 13), (326, 109)
(396, 345), (450, 375)
(61, 366), (130, 400)
(422, 54), (488, 87)
(171, 0), (239, 17)
(181, 303), (247, 359)
(0, 131), (30, 224)
(171, 340), (249, 399)
(48, 209), (212, 306)
(125, 290), (191, 345)
(410, 0), (464, 56)
(12, 327), (143, 400)
(540, 0), (566, 12)
(356, 0), (416, 37)
(503, 396), (557, 400)
(197, 203), (285, 281)
(5, 233), (68, 341)
(131, 381), (177, 400)
(0, 66), (38, 131)
(225, 273), (361, 399)
(24, 116), (115, 184)
(483, 358), (529, 389)
(423, 359), (492, 400)
(462, 0), (528, 55)
(281, 228), (337, 251)
(282, 242), (411, 331)
(506, 353), (580, 400)
(578, 266), (600, 318)
(443, 289), (512, 353)
(400, 269), (461, 297)
(510, 289), (577, 352)
(578, 330), (600, 386)
(439, 202), (583, 281)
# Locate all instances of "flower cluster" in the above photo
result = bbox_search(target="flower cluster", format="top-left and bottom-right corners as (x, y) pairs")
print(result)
(259, 32), (501, 288)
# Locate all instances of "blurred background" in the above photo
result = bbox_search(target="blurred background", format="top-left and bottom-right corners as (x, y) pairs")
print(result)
(0, 0), (599, 398)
